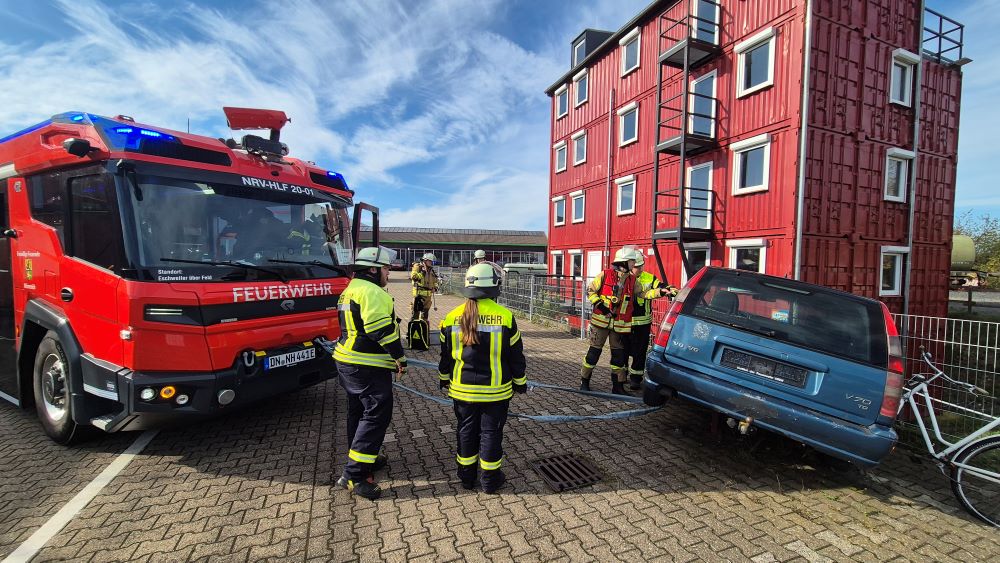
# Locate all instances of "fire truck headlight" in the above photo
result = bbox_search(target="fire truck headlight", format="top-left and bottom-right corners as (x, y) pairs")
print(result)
(139, 388), (155, 401)
(175, 394), (190, 406)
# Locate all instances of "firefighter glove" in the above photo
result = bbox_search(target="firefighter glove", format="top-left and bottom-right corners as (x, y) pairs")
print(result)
(513, 383), (527, 394)
(594, 303), (611, 316)
(395, 359), (407, 378)
(439, 379), (449, 391)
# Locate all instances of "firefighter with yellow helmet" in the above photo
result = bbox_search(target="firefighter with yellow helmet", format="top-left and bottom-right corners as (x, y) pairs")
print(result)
(438, 262), (527, 492)
(626, 249), (678, 389)
(472, 249), (487, 265)
(410, 252), (439, 321)
(581, 247), (636, 395)
(333, 246), (406, 500)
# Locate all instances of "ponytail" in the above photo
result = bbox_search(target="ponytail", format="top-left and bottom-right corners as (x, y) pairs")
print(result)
(460, 299), (480, 346)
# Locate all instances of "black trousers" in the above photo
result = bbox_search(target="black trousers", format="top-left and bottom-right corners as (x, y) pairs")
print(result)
(627, 323), (652, 375)
(337, 362), (394, 481)
(454, 399), (510, 487)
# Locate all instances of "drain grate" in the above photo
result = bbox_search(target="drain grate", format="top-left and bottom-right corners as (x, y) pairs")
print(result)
(531, 453), (602, 492)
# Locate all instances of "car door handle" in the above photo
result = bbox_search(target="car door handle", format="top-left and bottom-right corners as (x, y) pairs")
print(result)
(60, 288), (73, 302)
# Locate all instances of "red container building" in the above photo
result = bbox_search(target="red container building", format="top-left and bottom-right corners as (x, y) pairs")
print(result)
(545, 0), (965, 317)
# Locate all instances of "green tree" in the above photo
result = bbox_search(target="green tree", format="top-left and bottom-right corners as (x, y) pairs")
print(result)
(954, 211), (1000, 272)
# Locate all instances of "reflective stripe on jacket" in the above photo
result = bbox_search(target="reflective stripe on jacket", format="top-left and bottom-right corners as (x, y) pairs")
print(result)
(333, 277), (405, 369)
(411, 264), (439, 296)
(438, 299), (527, 402)
(632, 271), (664, 326)
(586, 269), (634, 333)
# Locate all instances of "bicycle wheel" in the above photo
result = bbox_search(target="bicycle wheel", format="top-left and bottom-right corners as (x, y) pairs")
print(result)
(950, 435), (1000, 528)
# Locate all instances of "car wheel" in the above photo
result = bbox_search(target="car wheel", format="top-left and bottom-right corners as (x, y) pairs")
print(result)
(33, 331), (83, 444)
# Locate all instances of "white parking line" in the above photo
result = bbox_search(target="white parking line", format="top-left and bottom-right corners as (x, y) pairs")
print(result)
(3, 430), (158, 563)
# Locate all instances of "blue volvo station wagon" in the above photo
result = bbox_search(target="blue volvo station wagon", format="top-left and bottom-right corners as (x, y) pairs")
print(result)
(643, 267), (904, 468)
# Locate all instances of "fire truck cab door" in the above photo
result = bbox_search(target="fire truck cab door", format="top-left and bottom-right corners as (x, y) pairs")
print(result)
(0, 183), (16, 400)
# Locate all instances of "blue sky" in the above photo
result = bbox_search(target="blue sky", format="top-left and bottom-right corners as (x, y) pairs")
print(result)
(0, 0), (991, 230)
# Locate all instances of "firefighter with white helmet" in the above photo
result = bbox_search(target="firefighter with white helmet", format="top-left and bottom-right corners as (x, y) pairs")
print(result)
(473, 249), (487, 265)
(333, 246), (406, 500)
(625, 249), (678, 390)
(410, 252), (439, 321)
(581, 246), (637, 395)
(439, 262), (526, 492)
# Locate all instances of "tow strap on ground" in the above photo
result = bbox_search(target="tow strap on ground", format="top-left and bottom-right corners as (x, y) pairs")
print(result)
(398, 358), (662, 422)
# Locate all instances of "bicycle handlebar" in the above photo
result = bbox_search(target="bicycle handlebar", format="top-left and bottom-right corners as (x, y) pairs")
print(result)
(918, 348), (993, 396)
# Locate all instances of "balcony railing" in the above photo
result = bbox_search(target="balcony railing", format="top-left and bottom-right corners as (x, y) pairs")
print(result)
(923, 8), (966, 65)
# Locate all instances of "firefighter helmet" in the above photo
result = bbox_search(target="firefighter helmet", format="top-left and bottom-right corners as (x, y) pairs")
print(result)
(463, 262), (503, 299)
(473, 249), (486, 260)
(612, 247), (634, 265)
(631, 249), (645, 266)
(354, 246), (396, 269)
(421, 252), (436, 262)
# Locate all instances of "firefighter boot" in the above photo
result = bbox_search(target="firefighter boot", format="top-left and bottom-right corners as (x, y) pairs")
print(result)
(580, 366), (594, 391)
(335, 475), (383, 500)
(611, 368), (630, 396)
(458, 465), (477, 490)
(629, 372), (643, 390)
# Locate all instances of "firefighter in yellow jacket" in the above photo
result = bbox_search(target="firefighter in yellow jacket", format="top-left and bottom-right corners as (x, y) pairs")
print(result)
(581, 247), (636, 395)
(626, 249), (678, 390)
(410, 252), (439, 321)
(439, 262), (527, 493)
(333, 246), (407, 500)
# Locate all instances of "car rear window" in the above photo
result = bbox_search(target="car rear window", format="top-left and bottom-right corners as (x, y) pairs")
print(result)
(682, 269), (888, 368)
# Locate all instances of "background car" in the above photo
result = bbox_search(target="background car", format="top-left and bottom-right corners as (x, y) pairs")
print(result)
(389, 259), (405, 271)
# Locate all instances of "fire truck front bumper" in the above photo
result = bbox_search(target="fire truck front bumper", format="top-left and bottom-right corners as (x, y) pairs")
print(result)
(78, 340), (336, 432)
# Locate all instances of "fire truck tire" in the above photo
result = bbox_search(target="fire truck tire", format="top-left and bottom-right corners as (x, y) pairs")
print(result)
(32, 331), (82, 445)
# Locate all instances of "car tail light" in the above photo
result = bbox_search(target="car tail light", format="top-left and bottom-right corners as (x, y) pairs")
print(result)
(652, 268), (707, 348)
(879, 302), (904, 418)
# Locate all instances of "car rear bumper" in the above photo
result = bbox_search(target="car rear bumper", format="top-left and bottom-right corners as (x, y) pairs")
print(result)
(78, 342), (335, 431)
(645, 351), (897, 468)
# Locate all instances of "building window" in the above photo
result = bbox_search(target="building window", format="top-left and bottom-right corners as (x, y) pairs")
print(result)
(615, 175), (636, 215)
(551, 252), (564, 276)
(735, 28), (775, 98)
(574, 70), (588, 107)
(552, 197), (566, 226)
(731, 133), (770, 195)
(727, 239), (766, 273)
(880, 246), (909, 296)
(890, 49), (920, 107)
(555, 85), (568, 119)
(685, 162), (712, 229)
(690, 70), (717, 137)
(573, 39), (586, 67)
(571, 191), (585, 223)
(682, 243), (711, 285)
(693, 0), (720, 44)
(572, 130), (587, 165)
(554, 141), (567, 173)
(617, 102), (638, 146)
(570, 252), (583, 278)
(884, 148), (914, 203)
(620, 27), (640, 76)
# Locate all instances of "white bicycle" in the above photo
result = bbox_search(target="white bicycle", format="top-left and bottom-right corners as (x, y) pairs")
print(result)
(901, 349), (999, 527)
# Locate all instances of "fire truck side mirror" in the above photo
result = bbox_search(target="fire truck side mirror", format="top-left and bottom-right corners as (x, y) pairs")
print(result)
(2, 229), (16, 239)
(63, 138), (94, 158)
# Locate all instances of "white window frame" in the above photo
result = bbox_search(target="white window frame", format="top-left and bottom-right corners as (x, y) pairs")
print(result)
(615, 175), (636, 216)
(726, 238), (767, 274)
(573, 39), (586, 67)
(682, 242), (712, 286)
(617, 101), (639, 147)
(889, 49), (920, 107)
(550, 251), (565, 276)
(552, 196), (566, 227)
(572, 129), (587, 165)
(573, 69), (589, 107)
(879, 246), (909, 297)
(685, 162), (713, 228)
(553, 141), (567, 173)
(735, 27), (776, 98)
(568, 249), (584, 278)
(555, 85), (569, 119)
(570, 190), (585, 224)
(884, 147), (914, 203)
(730, 133), (771, 195)
(691, 0), (720, 45)
(689, 69), (718, 138)
(619, 27), (641, 76)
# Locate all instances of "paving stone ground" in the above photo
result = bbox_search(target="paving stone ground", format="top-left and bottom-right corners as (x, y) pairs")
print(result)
(1, 278), (997, 562)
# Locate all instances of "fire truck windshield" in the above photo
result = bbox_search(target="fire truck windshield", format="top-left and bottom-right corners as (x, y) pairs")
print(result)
(120, 173), (352, 282)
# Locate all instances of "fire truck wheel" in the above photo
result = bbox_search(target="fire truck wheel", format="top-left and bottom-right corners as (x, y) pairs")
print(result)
(33, 331), (81, 444)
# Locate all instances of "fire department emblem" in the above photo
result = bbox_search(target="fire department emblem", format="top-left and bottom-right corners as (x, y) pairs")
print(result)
(24, 259), (32, 281)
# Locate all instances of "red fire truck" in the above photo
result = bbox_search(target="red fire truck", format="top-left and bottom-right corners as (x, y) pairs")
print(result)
(0, 107), (379, 443)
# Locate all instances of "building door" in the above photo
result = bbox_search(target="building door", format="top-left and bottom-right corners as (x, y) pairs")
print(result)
(586, 251), (603, 280)
(0, 181), (17, 400)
